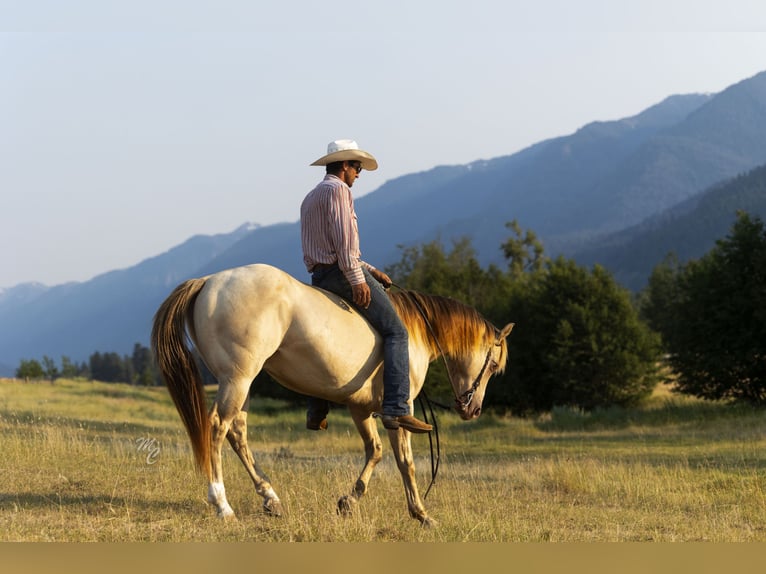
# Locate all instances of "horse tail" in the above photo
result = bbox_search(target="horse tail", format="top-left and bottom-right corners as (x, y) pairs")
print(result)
(151, 277), (212, 480)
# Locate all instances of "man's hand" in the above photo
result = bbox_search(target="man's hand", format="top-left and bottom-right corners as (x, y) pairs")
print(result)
(370, 268), (393, 289)
(352, 282), (371, 309)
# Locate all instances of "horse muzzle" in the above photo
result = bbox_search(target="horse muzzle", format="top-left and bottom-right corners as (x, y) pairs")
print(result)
(455, 400), (482, 420)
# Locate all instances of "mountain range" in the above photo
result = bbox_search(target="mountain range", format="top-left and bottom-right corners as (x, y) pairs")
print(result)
(2, 71), (766, 376)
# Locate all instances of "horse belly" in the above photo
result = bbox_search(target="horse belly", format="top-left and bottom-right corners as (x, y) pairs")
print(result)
(265, 355), (383, 406)
(265, 298), (385, 405)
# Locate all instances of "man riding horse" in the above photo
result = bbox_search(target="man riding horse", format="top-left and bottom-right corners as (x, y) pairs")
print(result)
(300, 139), (432, 434)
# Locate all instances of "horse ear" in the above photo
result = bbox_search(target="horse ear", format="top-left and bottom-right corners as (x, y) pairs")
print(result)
(498, 323), (514, 340)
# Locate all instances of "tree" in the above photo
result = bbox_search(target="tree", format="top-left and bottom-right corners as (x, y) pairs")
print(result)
(388, 237), (498, 302)
(495, 258), (661, 412)
(16, 359), (44, 381)
(639, 252), (683, 343)
(131, 342), (160, 385)
(41, 355), (59, 382)
(89, 351), (130, 383)
(645, 212), (766, 404)
(60, 356), (79, 379)
(501, 219), (547, 278)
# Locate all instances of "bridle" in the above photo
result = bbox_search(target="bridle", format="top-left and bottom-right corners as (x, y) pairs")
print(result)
(456, 345), (494, 411)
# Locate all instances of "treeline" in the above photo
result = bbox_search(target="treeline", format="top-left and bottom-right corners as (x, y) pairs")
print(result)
(15, 343), (160, 386)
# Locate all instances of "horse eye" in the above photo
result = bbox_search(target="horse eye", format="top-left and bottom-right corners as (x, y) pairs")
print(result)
(489, 360), (498, 372)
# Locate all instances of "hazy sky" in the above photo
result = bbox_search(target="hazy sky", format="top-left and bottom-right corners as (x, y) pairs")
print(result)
(2, 0), (766, 288)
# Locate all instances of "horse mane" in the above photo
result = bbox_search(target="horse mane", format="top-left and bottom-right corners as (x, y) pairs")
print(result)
(391, 290), (508, 372)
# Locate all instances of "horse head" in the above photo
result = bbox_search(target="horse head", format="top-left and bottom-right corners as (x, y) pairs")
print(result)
(450, 322), (514, 420)
(392, 291), (515, 421)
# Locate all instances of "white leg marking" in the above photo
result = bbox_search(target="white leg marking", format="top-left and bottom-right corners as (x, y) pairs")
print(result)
(264, 486), (281, 503)
(208, 481), (235, 517)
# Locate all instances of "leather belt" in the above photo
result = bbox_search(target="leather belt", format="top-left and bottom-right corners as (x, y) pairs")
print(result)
(312, 262), (338, 272)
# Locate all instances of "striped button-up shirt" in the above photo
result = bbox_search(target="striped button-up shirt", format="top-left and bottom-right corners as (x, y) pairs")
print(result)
(300, 174), (374, 286)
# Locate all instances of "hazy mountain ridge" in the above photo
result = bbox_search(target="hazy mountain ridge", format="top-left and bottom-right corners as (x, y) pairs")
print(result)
(0, 224), (257, 373)
(0, 282), (51, 307)
(571, 163), (766, 290)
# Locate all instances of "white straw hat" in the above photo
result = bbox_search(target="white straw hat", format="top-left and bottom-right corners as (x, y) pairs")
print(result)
(310, 139), (378, 171)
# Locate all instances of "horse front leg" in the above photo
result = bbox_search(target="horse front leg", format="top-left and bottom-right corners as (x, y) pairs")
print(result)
(388, 428), (435, 527)
(338, 408), (383, 515)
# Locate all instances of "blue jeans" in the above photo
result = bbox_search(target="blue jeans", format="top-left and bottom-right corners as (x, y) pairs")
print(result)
(308, 264), (410, 417)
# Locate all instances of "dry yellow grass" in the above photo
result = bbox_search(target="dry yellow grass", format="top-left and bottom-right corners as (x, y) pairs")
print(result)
(1, 378), (765, 542)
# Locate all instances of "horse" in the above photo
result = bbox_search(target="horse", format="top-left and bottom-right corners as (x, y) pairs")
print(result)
(151, 263), (513, 525)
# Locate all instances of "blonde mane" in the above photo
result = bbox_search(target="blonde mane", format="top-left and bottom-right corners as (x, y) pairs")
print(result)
(391, 291), (508, 373)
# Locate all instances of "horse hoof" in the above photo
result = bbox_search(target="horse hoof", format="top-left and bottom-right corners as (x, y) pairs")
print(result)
(217, 508), (237, 521)
(263, 498), (283, 517)
(420, 515), (437, 528)
(337, 495), (357, 516)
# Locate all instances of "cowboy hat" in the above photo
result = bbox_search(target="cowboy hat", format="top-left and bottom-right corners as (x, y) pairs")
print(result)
(310, 139), (378, 171)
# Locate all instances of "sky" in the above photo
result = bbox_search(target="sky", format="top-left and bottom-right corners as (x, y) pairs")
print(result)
(2, 0), (766, 288)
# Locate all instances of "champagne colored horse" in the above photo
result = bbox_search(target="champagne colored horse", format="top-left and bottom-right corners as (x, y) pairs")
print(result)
(151, 263), (513, 525)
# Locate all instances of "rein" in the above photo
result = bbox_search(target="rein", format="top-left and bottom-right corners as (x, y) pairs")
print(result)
(417, 390), (442, 499)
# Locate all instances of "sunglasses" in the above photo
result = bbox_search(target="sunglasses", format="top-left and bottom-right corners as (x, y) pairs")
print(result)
(348, 161), (362, 173)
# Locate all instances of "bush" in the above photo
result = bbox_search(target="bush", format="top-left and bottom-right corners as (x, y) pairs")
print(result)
(643, 212), (766, 404)
(492, 258), (662, 413)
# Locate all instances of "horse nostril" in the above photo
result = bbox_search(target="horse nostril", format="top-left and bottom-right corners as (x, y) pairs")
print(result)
(473, 407), (481, 418)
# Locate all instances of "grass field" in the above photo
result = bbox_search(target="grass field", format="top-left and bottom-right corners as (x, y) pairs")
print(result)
(1, 377), (765, 542)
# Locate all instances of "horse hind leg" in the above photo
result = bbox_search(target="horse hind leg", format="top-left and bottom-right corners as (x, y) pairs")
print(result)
(207, 376), (282, 519)
(207, 401), (237, 518)
(226, 402), (283, 517)
(206, 399), (235, 518)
